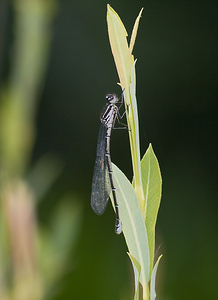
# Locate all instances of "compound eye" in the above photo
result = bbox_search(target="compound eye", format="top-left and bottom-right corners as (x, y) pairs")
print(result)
(106, 94), (113, 101)
(106, 94), (118, 104)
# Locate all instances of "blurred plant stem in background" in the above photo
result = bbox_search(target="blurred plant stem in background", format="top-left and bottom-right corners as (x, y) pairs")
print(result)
(0, 1), (56, 300)
(1, 180), (41, 300)
(0, 0), (56, 178)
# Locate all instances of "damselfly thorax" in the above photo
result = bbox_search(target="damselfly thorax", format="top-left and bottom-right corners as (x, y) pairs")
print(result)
(91, 92), (126, 234)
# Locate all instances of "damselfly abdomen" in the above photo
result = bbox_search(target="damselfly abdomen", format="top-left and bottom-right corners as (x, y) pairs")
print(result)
(91, 93), (125, 234)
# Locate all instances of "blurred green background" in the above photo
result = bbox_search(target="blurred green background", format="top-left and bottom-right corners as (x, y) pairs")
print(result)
(0, 0), (217, 300)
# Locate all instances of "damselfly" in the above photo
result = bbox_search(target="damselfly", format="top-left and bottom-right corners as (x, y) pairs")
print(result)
(91, 93), (126, 234)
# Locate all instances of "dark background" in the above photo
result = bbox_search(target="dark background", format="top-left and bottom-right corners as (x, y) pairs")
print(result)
(2, 0), (218, 299)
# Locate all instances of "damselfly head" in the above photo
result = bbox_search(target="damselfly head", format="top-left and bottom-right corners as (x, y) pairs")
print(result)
(106, 93), (118, 104)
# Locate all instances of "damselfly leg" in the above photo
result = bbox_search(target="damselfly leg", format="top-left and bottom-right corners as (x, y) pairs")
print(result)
(91, 93), (127, 234)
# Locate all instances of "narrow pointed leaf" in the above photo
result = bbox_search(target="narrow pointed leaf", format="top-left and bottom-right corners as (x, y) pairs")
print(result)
(128, 253), (141, 300)
(150, 255), (162, 300)
(112, 163), (150, 288)
(107, 4), (132, 91)
(129, 8), (143, 53)
(141, 144), (162, 278)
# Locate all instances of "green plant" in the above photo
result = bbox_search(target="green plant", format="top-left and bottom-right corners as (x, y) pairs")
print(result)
(107, 5), (162, 300)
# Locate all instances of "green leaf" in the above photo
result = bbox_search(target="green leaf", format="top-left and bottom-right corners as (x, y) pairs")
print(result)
(141, 144), (162, 278)
(150, 255), (162, 300)
(129, 8), (143, 53)
(107, 4), (145, 208)
(112, 163), (150, 295)
(129, 61), (144, 208)
(107, 4), (132, 90)
(127, 253), (141, 300)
